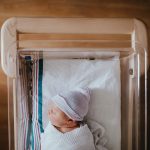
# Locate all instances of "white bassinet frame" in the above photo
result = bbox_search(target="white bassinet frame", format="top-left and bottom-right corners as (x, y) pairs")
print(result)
(0, 17), (148, 150)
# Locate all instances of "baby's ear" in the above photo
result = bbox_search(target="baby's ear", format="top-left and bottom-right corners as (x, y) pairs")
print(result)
(67, 119), (77, 126)
(68, 118), (73, 123)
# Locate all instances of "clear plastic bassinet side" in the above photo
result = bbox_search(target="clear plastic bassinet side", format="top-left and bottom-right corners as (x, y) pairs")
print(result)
(120, 45), (148, 150)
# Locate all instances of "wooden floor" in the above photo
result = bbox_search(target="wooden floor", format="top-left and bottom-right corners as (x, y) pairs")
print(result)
(0, 0), (150, 149)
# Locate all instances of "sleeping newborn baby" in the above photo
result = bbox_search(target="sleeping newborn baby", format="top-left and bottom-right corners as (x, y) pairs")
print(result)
(41, 87), (95, 150)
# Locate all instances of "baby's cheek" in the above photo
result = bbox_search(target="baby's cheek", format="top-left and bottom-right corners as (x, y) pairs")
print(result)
(55, 114), (64, 122)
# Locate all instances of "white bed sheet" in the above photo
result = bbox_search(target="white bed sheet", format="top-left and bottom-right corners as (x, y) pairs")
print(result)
(42, 57), (121, 150)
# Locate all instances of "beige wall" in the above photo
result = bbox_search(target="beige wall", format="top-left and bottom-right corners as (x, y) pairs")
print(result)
(0, 0), (149, 149)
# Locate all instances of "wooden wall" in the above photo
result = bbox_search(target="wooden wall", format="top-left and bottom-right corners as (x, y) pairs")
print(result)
(0, 0), (149, 149)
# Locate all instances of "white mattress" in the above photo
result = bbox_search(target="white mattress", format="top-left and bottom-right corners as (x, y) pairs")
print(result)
(42, 57), (121, 150)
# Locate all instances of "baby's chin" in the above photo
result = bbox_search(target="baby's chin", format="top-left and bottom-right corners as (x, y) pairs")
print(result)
(49, 116), (58, 125)
(49, 118), (57, 125)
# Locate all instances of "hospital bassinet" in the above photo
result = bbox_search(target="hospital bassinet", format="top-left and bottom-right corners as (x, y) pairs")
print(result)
(0, 17), (148, 150)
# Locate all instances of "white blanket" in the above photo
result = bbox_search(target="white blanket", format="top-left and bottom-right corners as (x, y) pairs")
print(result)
(41, 122), (95, 150)
(42, 57), (121, 150)
(87, 120), (108, 150)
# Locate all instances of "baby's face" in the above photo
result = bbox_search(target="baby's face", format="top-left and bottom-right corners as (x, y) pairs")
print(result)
(48, 101), (70, 127)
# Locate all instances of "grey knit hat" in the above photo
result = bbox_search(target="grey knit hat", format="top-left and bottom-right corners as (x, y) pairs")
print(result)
(51, 87), (91, 121)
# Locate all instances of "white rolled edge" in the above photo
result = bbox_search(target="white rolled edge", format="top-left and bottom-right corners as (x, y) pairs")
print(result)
(1, 17), (17, 77)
